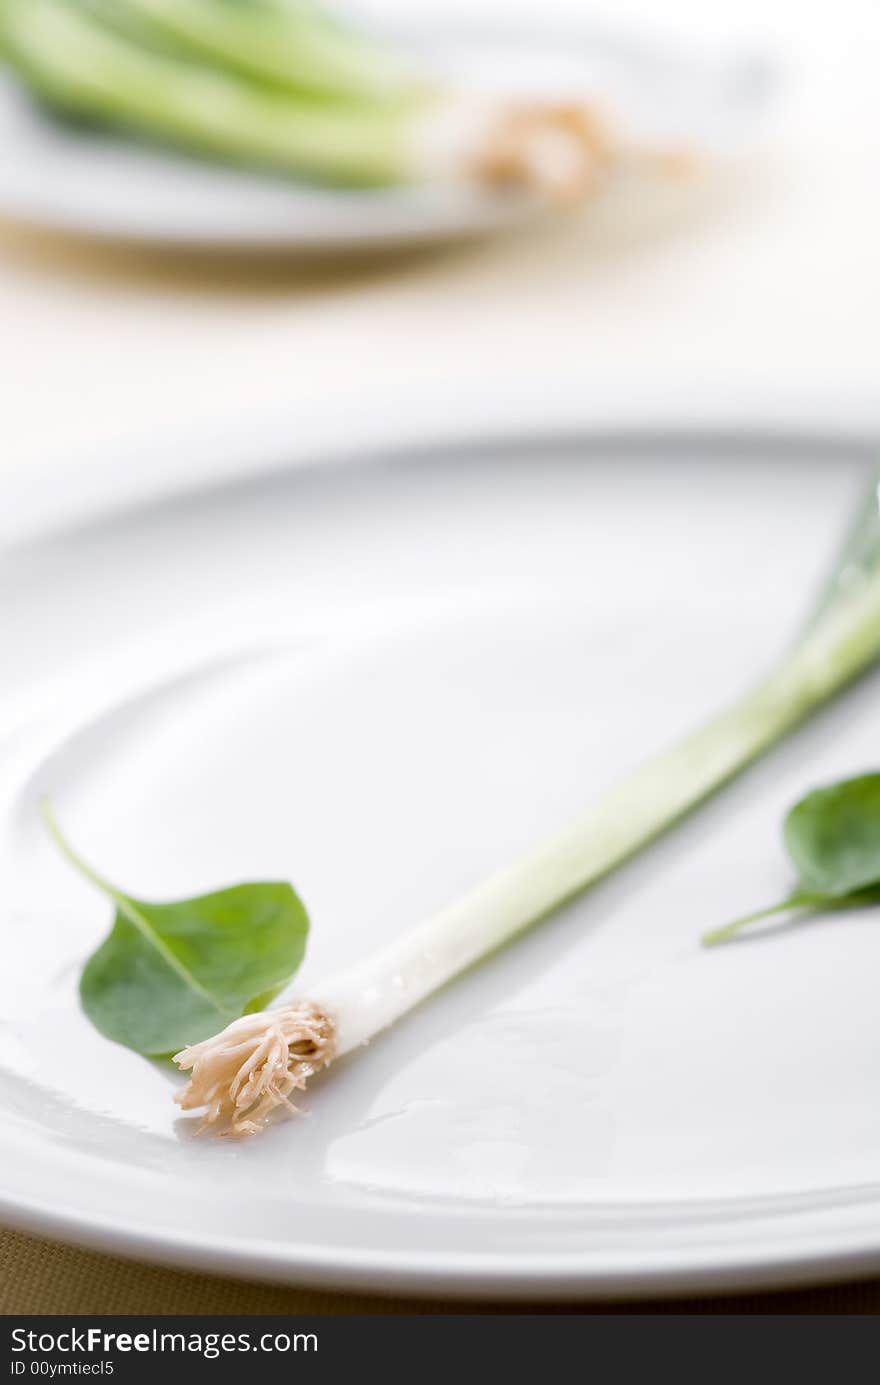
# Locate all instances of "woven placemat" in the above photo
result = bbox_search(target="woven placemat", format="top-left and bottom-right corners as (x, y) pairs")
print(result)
(2, 1228), (879, 1314)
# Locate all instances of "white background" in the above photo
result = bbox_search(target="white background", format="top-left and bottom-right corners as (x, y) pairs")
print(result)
(1, 0), (879, 491)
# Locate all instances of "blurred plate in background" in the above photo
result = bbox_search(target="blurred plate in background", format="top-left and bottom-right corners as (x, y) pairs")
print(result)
(0, 74), (545, 253)
(0, 11), (769, 254)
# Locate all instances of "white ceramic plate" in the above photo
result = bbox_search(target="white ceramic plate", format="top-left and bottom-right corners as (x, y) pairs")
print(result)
(0, 11), (767, 253)
(3, 429), (880, 1299)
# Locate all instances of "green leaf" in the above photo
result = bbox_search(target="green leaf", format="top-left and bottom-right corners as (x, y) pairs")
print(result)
(701, 891), (815, 947)
(702, 773), (880, 946)
(784, 773), (880, 897)
(43, 801), (309, 1057)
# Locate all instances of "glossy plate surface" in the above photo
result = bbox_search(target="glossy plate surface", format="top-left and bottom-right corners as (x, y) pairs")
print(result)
(3, 433), (880, 1297)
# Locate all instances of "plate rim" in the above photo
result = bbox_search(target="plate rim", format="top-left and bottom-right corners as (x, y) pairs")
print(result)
(5, 1175), (880, 1300)
(4, 376), (880, 551)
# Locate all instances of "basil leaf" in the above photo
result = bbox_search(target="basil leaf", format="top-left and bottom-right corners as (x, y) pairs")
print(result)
(784, 773), (880, 897)
(703, 773), (880, 945)
(43, 803), (308, 1057)
(80, 883), (308, 1056)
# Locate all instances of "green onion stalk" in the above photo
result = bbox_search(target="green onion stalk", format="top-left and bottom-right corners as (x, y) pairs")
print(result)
(0, 0), (621, 194)
(173, 476), (880, 1136)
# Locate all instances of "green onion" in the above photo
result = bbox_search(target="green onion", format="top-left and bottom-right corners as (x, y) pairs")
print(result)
(87, 0), (421, 101)
(1, 0), (421, 185)
(176, 473), (880, 1136)
(0, 0), (614, 191)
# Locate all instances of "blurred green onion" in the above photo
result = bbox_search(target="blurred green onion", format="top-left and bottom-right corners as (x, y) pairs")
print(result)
(1, 0), (425, 185)
(0, 0), (612, 191)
